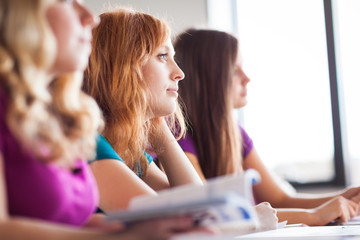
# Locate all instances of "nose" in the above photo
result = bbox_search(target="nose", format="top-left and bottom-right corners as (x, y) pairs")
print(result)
(172, 62), (185, 81)
(76, 2), (99, 28)
(241, 69), (251, 85)
(243, 75), (250, 85)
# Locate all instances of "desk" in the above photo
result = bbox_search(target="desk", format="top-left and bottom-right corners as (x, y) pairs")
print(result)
(237, 225), (360, 240)
(174, 225), (360, 240)
(173, 216), (360, 239)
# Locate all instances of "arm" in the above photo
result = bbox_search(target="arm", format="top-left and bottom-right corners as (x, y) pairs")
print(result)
(89, 159), (157, 211)
(276, 196), (359, 225)
(150, 118), (202, 187)
(243, 148), (336, 208)
(244, 148), (359, 225)
(184, 152), (206, 181)
(0, 154), (197, 240)
(142, 161), (172, 191)
(0, 153), (110, 240)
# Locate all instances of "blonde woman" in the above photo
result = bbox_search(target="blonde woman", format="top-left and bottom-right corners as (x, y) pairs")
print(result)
(0, 0), (197, 239)
(83, 8), (203, 212)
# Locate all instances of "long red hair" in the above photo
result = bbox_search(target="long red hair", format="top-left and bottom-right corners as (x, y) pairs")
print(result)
(83, 8), (185, 176)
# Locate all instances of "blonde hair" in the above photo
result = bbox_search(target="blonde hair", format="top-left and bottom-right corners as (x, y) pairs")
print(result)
(83, 8), (185, 176)
(0, 0), (103, 166)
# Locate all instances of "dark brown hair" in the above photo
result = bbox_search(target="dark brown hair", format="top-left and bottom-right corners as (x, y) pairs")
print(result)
(174, 29), (242, 178)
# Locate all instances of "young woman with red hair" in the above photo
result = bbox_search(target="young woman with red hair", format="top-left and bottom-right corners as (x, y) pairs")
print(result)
(83, 8), (203, 212)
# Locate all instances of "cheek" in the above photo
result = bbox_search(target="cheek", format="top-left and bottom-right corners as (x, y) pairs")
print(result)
(47, 7), (78, 49)
(143, 67), (165, 94)
(232, 79), (242, 94)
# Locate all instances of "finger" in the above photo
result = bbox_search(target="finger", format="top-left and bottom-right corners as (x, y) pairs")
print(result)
(98, 222), (125, 232)
(157, 216), (195, 232)
(188, 226), (219, 235)
(339, 205), (350, 222)
(272, 208), (277, 215)
(338, 213), (349, 223)
(347, 200), (359, 218)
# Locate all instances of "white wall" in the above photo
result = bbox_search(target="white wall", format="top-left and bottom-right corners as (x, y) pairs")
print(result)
(85, 0), (208, 35)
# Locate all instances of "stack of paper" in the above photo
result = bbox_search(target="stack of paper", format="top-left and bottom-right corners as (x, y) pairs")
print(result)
(106, 169), (261, 229)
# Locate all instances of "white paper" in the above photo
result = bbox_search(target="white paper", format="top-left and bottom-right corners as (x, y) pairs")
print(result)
(105, 169), (261, 228)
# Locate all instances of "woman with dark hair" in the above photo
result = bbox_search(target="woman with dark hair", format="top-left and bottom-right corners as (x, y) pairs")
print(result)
(174, 28), (360, 226)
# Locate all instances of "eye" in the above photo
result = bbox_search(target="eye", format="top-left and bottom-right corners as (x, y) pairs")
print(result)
(233, 68), (241, 76)
(158, 53), (168, 62)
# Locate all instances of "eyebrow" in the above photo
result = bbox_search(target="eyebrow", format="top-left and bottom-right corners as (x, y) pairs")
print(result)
(158, 45), (170, 51)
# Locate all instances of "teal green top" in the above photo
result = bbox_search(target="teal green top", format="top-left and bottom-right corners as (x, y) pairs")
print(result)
(91, 134), (153, 178)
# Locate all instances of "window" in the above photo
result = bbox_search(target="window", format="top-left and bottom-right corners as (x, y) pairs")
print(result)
(333, 0), (360, 184)
(235, 0), (336, 184)
(207, 0), (359, 186)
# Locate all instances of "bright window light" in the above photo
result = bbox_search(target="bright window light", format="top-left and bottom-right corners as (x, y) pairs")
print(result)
(333, 0), (360, 184)
(236, 0), (335, 183)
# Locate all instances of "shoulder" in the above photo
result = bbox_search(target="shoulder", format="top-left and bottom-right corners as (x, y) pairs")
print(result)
(177, 132), (198, 157)
(239, 125), (252, 141)
(91, 134), (124, 163)
(238, 124), (254, 159)
(143, 151), (154, 164)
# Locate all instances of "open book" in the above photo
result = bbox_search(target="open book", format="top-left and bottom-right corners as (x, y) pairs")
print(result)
(105, 169), (261, 228)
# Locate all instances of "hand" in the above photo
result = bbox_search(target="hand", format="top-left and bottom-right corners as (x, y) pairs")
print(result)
(254, 202), (278, 231)
(148, 117), (171, 151)
(84, 213), (124, 232)
(121, 216), (209, 240)
(350, 192), (360, 206)
(313, 196), (359, 225)
(340, 186), (360, 203)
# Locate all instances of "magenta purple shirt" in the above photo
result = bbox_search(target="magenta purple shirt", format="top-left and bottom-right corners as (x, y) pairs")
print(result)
(0, 89), (99, 226)
(178, 125), (254, 160)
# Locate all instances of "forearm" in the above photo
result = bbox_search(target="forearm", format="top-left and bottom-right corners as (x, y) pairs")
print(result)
(156, 134), (202, 186)
(274, 193), (334, 209)
(0, 217), (107, 240)
(276, 208), (316, 225)
(154, 125), (202, 186)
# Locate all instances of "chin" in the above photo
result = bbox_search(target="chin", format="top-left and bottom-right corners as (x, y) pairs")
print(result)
(240, 101), (247, 108)
(234, 101), (247, 109)
(159, 107), (177, 117)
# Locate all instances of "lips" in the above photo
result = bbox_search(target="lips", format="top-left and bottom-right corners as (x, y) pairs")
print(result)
(167, 88), (178, 92)
(241, 89), (247, 96)
(167, 88), (179, 98)
(79, 31), (92, 44)
(79, 37), (91, 44)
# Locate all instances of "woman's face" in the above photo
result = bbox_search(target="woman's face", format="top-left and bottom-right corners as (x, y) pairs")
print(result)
(142, 37), (185, 119)
(46, 0), (97, 75)
(231, 55), (251, 109)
